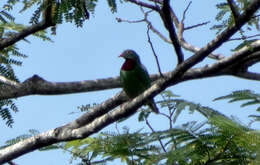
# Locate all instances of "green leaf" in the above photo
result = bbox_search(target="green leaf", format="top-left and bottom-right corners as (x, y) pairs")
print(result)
(232, 39), (258, 51)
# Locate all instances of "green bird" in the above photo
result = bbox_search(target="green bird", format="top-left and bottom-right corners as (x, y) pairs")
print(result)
(119, 49), (159, 114)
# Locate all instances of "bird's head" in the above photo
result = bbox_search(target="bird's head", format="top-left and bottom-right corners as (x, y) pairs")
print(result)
(119, 49), (141, 63)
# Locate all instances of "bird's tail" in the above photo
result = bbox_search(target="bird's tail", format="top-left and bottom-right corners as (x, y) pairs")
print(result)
(147, 99), (159, 114)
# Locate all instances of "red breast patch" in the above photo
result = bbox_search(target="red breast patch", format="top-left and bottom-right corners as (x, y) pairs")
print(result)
(121, 59), (136, 70)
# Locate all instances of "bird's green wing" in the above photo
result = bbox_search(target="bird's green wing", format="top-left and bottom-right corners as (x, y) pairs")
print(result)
(136, 64), (151, 89)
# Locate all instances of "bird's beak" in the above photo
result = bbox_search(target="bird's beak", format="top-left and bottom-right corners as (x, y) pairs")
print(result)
(118, 54), (124, 58)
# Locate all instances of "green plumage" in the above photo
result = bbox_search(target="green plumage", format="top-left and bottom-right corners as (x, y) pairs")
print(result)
(119, 49), (159, 114)
(120, 65), (150, 98)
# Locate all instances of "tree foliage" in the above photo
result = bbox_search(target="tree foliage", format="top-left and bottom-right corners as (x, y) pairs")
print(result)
(212, 1), (259, 33)
(214, 89), (260, 124)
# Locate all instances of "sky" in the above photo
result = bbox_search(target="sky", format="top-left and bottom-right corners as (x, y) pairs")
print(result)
(1, 0), (260, 164)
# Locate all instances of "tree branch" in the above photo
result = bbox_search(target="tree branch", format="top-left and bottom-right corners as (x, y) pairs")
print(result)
(184, 21), (210, 31)
(146, 24), (163, 76)
(160, 0), (184, 64)
(233, 71), (260, 81)
(228, 33), (260, 41)
(0, 76), (21, 87)
(0, 20), (51, 51)
(227, 0), (240, 24)
(145, 118), (167, 152)
(177, 0), (260, 73)
(0, 75), (121, 100)
(167, 1), (224, 60)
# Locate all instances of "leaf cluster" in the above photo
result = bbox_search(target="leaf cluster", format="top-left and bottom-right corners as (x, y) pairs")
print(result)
(211, 1), (260, 52)
(214, 89), (260, 124)
(4, 0), (118, 29)
(212, 1), (259, 33)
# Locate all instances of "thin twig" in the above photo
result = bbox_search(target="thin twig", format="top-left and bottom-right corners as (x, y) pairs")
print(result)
(116, 17), (145, 23)
(115, 122), (120, 135)
(146, 19), (171, 43)
(181, 1), (192, 23)
(228, 33), (260, 41)
(141, 9), (171, 43)
(179, 1), (192, 36)
(184, 21), (210, 30)
(146, 25), (164, 77)
(145, 118), (167, 153)
(160, 94), (174, 129)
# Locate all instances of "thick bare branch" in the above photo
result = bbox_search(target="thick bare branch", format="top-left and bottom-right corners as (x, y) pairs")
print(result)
(0, 81), (162, 163)
(64, 91), (127, 130)
(160, 0), (184, 64)
(233, 71), (260, 81)
(0, 75), (121, 100)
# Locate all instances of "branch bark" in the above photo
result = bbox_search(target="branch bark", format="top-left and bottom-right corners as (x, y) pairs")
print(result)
(160, 0), (184, 64)
(227, 0), (240, 24)
(0, 20), (51, 51)
(0, 75), (121, 100)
